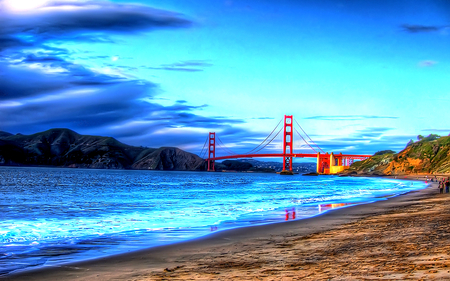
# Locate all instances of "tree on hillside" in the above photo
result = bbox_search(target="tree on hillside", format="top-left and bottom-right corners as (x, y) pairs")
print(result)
(423, 134), (440, 141)
(417, 135), (424, 141)
(374, 150), (396, 156)
(406, 139), (414, 147)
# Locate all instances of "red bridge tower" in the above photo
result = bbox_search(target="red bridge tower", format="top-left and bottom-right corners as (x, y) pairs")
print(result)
(282, 115), (293, 172)
(207, 132), (215, 171)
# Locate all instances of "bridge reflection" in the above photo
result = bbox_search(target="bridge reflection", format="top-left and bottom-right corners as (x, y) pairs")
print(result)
(318, 203), (354, 213)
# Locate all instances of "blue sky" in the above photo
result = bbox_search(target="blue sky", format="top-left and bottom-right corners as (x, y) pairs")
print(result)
(0, 0), (449, 158)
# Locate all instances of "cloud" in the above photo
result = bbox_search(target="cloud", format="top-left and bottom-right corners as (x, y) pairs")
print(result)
(0, 0), (241, 151)
(418, 60), (438, 67)
(400, 24), (444, 33)
(0, 59), (126, 100)
(0, 1), (192, 39)
(421, 129), (450, 133)
(352, 127), (393, 137)
(0, 81), (246, 138)
(251, 117), (275, 120)
(147, 60), (213, 72)
(22, 54), (65, 63)
(0, 0), (194, 98)
(0, 1), (192, 60)
(311, 134), (414, 155)
(0, 36), (33, 50)
(304, 115), (398, 121)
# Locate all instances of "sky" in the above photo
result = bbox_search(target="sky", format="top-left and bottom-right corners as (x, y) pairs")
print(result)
(1, 0), (449, 159)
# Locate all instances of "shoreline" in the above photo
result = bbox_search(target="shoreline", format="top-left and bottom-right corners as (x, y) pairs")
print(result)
(4, 176), (442, 280)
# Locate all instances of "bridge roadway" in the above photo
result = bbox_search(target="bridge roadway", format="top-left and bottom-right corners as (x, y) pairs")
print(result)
(208, 153), (370, 161)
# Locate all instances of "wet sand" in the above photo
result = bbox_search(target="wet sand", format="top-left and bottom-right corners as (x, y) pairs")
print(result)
(5, 177), (450, 280)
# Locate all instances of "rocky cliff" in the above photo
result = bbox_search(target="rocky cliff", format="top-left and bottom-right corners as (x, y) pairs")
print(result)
(0, 129), (205, 171)
(343, 135), (450, 175)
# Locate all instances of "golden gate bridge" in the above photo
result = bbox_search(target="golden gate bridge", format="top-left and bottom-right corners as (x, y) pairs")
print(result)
(199, 115), (371, 174)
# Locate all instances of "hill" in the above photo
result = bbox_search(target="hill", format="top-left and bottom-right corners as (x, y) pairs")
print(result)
(0, 129), (205, 171)
(214, 160), (275, 173)
(343, 135), (450, 176)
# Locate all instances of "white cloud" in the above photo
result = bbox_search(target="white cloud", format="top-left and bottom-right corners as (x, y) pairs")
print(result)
(2, 0), (50, 12)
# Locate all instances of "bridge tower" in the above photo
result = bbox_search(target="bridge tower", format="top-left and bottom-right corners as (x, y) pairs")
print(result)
(207, 132), (216, 171)
(283, 115), (294, 172)
(316, 152), (330, 174)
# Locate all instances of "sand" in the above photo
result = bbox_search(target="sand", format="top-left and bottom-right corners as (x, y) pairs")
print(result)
(4, 176), (450, 281)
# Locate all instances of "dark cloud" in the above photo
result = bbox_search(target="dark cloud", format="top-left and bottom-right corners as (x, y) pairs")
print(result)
(0, 64), (71, 100)
(170, 60), (213, 67)
(142, 112), (243, 128)
(22, 54), (64, 62)
(0, 36), (33, 50)
(93, 113), (248, 151)
(304, 115), (398, 121)
(400, 24), (445, 33)
(418, 60), (438, 67)
(0, 81), (245, 141)
(0, 82), (151, 128)
(0, 0), (239, 151)
(0, 59), (126, 100)
(147, 60), (213, 72)
(90, 55), (111, 59)
(0, 0), (194, 100)
(0, 1), (192, 41)
(165, 103), (208, 112)
(150, 67), (203, 72)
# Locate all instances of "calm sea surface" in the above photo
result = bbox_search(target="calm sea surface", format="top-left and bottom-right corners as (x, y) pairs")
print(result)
(0, 166), (426, 275)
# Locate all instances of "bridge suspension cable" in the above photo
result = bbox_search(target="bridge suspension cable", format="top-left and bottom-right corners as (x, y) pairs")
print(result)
(294, 118), (325, 153)
(242, 118), (283, 155)
(294, 128), (317, 153)
(199, 135), (209, 159)
(205, 115), (324, 158)
(216, 136), (238, 155)
(251, 126), (283, 154)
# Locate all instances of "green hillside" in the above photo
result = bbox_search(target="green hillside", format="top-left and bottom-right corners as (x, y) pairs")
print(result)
(344, 135), (450, 175)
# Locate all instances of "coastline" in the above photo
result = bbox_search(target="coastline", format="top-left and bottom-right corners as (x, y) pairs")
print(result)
(4, 176), (446, 280)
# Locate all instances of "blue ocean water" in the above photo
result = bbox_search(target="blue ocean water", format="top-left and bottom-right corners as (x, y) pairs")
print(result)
(0, 166), (426, 275)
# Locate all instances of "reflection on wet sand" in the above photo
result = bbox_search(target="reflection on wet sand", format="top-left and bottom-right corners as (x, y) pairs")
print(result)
(285, 208), (296, 221)
(319, 203), (354, 213)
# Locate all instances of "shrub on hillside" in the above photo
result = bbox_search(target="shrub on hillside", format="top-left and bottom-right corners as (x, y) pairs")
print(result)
(374, 150), (396, 156)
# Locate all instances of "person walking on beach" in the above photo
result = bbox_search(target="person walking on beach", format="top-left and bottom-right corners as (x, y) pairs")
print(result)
(446, 178), (450, 193)
(439, 180), (444, 194)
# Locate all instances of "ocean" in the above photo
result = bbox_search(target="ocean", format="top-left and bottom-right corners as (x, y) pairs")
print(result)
(0, 166), (427, 275)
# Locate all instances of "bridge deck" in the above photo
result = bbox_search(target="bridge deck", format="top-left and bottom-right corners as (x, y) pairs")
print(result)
(207, 153), (371, 161)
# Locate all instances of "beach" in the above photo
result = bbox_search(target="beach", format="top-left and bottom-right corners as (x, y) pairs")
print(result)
(4, 176), (449, 280)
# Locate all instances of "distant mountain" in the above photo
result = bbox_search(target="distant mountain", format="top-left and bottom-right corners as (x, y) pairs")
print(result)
(0, 128), (205, 171)
(212, 159), (315, 173)
(213, 160), (275, 172)
(238, 159), (316, 173)
(0, 131), (13, 138)
(342, 136), (450, 175)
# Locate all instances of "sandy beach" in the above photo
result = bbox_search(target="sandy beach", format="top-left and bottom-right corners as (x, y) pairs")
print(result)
(4, 176), (450, 281)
